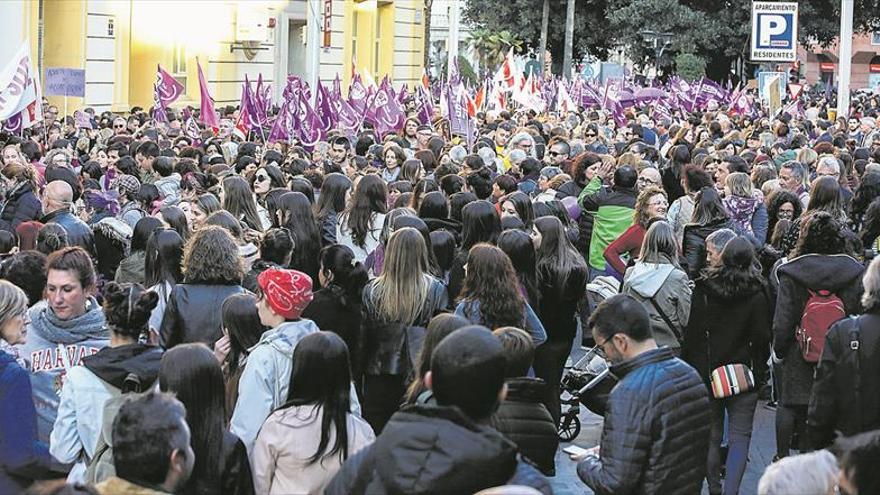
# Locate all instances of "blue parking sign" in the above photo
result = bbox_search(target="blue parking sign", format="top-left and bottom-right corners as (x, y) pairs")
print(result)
(750, 2), (799, 62)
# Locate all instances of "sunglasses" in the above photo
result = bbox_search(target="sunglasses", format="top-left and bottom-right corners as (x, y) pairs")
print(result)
(113, 125), (124, 129)
(548, 151), (562, 157)
(585, 133), (597, 137)
(255, 174), (269, 183)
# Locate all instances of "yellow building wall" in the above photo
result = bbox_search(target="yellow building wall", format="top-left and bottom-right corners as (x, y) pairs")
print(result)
(42, 0), (87, 110)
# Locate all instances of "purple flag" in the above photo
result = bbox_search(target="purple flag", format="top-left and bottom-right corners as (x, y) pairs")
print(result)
(267, 100), (290, 143)
(415, 86), (433, 126)
(315, 80), (336, 134)
(365, 79), (406, 139)
(297, 91), (323, 149)
(181, 107), (202, 146)
(197, 60), (219, 130)
(2, 112), (22, 135)
(348, 74), (370, 116)
(154, 64), (184, 123)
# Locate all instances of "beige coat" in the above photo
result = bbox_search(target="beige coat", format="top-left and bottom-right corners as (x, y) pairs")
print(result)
(252, 404), (375, 495)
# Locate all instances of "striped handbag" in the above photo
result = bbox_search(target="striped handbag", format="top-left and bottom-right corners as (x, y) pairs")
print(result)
(709, 364), (755, 399)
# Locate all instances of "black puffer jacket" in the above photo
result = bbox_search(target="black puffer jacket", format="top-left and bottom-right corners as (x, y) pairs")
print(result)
(490, 377), (558, 476)
(42, 208), (97, 257)
(773, 254), (864, 406)
(681, 218), (735, 279)
(159, 284), (248, 349)
(577, 347), (711, 495)
(808, 313), (880, 449)
(0, 182), (41, 234)
(325, 405), (551, 495)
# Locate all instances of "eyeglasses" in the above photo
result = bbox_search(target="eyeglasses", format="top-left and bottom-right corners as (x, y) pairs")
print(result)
(777, 209), (795, 219)
(637, 176), (659, 185)
(594, 333), (619, 359)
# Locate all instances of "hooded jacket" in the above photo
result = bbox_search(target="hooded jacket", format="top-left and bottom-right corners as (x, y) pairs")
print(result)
(0, 349), (55, 493)
(50, 344), (162, 481)
(16, 299), (109, 443)
(577, 347), (711, 495)
(622, 261), (691, 349)
(230, 319), (361, 455)
(154, 173), (180, 207)
(325, 405), (551, 495)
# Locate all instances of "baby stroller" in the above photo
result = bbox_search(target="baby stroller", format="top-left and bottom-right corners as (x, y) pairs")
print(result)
(557, 345), (617, 442)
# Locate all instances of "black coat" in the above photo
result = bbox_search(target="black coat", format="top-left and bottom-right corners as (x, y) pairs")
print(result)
(241, 260), (282, 294)
(773, 254), (864, 406)
(684, 274), (772, 383)
(808, 313), (880, 449)
(0, 182), (41, 234)
(301, 285), (364, 374)
(577, 347), (711, 495)
(325, 405), (551, 495)
(490, 378), (559, 476)
(42, 208), (97, 257)
(159, 284), (247, 349)
(537, 265), (588, 344)
(181, 431), (254, 495)
(681, 219), (735, 279)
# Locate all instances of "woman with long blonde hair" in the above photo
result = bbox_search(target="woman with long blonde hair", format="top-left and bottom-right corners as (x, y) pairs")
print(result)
(361, 227), (448, 433)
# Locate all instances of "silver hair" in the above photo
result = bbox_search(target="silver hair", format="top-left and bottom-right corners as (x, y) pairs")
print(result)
(816, 155), (840, 174)
(757, 450), (838, 495)
(863, 256), (880, 312)
(0, 280), (28, 341)
(781, 161), (806, 181)
(705, 228), (737, 252)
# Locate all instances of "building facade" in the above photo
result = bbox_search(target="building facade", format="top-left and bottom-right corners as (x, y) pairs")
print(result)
(797, 32), (880, 91)
(1, 0), (426, 114)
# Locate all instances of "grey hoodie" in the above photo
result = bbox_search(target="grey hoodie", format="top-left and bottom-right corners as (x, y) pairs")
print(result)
(622, 262), (692, 349)
(15, 299), (109, 443)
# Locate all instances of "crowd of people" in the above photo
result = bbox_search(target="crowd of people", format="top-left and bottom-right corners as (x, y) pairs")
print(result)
(0, 86), (879, 495)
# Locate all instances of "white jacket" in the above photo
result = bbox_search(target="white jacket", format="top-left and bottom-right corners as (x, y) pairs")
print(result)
(230, 319), (361, 455)
(50, 366), (118, 482)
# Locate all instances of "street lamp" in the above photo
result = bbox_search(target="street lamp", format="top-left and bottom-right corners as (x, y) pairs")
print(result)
(640, 30), (673, 80)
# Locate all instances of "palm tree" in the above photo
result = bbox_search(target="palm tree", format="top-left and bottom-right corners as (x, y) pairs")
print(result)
(469, 29), (523, 78)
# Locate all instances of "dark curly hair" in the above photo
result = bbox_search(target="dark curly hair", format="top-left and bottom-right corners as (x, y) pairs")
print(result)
(459, 243), (526, 329)
(0, 250), (47, 306)
(102, 282), (159, 339)
(705, 236), (766, 296)
(793, 211), (850, 258)
(767, 189), (804, 236)
(183, 226), (244, 285)
(850, 172), (880, 231)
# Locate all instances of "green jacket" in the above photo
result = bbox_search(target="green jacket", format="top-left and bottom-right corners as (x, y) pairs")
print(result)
(578, 177), (637, 270)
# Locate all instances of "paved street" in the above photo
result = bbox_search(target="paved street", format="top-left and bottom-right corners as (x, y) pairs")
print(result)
(550, 400), (777, 494)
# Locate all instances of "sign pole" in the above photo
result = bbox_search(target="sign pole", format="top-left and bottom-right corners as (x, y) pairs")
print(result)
(836, 0), (854, 119)
(63, 95), (67, 123)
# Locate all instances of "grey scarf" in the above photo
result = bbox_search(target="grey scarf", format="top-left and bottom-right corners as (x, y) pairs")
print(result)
(29, 297), (107, 345)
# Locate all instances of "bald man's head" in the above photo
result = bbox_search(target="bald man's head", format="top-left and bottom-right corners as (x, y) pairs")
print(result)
(42, 180), (73, 214)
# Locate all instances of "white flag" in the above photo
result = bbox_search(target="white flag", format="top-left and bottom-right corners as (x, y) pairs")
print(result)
(0, 42), (41, 121)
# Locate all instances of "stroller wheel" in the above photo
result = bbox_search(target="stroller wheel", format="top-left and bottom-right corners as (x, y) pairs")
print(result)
(557, 413), (581, 442)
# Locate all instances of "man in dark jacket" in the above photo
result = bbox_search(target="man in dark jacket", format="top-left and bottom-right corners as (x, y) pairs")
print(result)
(490, 327), (558, 476)
(326, 326), (551, 495)
(575, 294), (711, 495)
(40, 180), (96, 257)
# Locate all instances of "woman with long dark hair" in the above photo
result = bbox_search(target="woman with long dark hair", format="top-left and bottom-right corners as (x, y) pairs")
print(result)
(222, 175), (265, 233)
(145, 229), (184, 335)
(302, 245), (369, 378)
(779, 176), (849, 256)
(252, 332), (375, 494)
(773, 212), (864, 460)
(682, 186), (735, 279)
(191, 193), (221, 231)
(448, 200), (501, 301)
(455, 243), (546, 345)
(497, 228), (540, 308)
(156, 205), (190, 242)
(684, 237), (771, 495)
(337, 174), (387, 262)
(278, 191), (321, 282)
(115, 216), (163, 285)
(217, 293), (266, 421)
(160, 344), (254, 495)
(499, 191), (535, 230)
(314, 173), (352, 246)
(361, 227), (448, 432)
(532, 216), (588, 425)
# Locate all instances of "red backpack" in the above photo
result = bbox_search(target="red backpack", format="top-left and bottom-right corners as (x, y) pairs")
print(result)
(796, 289), (846, 363)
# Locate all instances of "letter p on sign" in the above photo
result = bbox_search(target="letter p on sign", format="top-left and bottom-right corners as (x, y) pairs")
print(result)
(759, 15), (787, 46)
